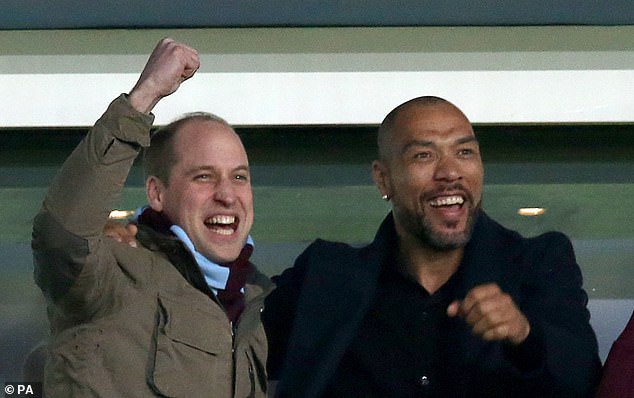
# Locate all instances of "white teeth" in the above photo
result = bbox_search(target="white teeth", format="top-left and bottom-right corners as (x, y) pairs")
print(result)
(430, 195), (464, 207)
(209, 215), (235, 225)
(206, 215), (237, 235)
(211, 228), (234, 236)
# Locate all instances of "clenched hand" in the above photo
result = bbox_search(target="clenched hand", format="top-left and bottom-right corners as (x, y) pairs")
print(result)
(128, 38), (200, 114)
(447, 283), (531, 345)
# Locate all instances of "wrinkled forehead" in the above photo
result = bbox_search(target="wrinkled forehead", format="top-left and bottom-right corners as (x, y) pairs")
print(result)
(380, 102), (475, 157)
(394, 102), (471, 131)
(173, 119), (248, 161)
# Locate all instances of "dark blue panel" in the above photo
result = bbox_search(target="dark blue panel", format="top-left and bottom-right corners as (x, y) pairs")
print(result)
(2, 0), (634, 30)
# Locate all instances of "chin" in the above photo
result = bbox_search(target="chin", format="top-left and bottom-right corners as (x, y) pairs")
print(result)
(220, 247), (246, 262)
(421, 222), (473, 251)
(428, 233), (470, 251)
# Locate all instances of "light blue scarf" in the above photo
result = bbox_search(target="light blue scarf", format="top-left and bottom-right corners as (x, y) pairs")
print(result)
(170, 225), (254, 294)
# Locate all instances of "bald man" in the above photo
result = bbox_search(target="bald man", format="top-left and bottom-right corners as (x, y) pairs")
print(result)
(264, 96), (601, 398)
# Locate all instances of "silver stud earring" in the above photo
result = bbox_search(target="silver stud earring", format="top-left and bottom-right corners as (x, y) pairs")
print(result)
(381, 194), (390, 201)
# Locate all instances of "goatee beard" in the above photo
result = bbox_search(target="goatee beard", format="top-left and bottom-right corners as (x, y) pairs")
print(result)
(418, 205), (479, 251)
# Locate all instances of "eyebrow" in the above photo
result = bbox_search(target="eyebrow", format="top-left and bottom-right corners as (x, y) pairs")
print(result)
(456, 136), (479, 145)
(186, 164), (250, 175)
(402, 140), (433, 153)
(401, 135), (478, 153)
(233, 165), (251, 174)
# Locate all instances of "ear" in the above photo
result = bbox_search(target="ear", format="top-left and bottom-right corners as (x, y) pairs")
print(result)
(372, 159), (391, 198)
(146, 176), (166, 212)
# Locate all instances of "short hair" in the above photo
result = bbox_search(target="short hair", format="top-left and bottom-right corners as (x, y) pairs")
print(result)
(377, 96), (459, 160)
(142, 112), (232, 185)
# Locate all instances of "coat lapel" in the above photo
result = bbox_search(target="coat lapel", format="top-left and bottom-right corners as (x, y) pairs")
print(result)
(279, 216), (394, 398)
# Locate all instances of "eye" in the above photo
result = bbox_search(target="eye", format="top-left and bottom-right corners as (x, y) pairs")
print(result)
(413, 151), (432, 160)
(459, 148), (473, 155)
(234, 173), (250, 182)
(194, 174), (211, 181)
(458, 146), (479, 157)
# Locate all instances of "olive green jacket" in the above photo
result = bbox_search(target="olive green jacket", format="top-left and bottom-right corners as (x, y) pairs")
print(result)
(32, 95), (274, 397)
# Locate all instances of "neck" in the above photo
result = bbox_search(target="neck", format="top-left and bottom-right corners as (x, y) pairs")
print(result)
(396, 235), (464, 295)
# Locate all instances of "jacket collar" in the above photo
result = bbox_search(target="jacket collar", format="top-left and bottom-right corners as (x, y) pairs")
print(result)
(373, 210), (523, 291)
(135, 223), (271, 301)
(281, 210), (525, 397)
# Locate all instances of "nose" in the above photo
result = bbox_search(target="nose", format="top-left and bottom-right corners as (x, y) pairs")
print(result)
(433, 154), (462, 182)
(213, 178), (236, 206)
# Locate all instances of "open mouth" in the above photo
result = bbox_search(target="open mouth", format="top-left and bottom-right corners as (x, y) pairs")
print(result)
(204, 215), (239, 236)
(429, 195), (465, 208)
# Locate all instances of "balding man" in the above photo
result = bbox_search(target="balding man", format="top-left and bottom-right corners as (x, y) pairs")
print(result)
(32, 38), (272, 397)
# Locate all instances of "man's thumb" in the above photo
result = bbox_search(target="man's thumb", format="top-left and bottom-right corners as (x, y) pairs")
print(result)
(447, 300), (461, 317)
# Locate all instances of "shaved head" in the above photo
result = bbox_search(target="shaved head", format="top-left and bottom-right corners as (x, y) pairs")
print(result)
(377, 96), (468, 161)
(372, 95), (482, 251)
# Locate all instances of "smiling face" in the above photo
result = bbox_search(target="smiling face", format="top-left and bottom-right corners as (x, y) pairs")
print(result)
(373, 99), (483, 251)
(146, 118), (253, 263)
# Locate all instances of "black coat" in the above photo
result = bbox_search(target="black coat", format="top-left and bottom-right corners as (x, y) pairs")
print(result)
(264, 211), (601, 398)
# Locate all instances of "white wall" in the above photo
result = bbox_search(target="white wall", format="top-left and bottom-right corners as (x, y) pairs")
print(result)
(1, 27), (634, 127)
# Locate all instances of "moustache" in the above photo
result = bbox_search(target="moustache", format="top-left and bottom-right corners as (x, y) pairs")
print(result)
(424, 183), (474, 204)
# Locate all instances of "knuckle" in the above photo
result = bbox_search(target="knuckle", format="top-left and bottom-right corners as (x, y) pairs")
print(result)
(497, 324), (509, 337)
